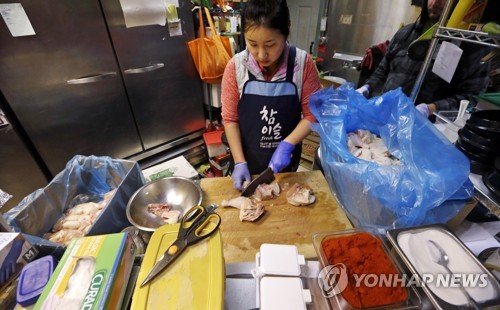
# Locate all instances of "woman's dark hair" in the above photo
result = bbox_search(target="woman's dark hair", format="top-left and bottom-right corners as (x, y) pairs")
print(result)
(242, 0), (290, 38)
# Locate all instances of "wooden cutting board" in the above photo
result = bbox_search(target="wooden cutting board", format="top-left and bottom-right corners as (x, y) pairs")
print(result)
(200, 170), (353, 263)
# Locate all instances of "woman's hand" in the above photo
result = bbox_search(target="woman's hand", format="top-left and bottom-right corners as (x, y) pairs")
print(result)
(269, 141), (295, 172)
(232, 162), (251, 190)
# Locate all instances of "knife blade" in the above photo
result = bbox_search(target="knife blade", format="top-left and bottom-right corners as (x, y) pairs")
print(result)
(241, 167), (275, 197)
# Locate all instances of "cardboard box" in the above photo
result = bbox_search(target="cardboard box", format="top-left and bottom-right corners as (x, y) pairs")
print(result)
(0, 233), (37, 289)
(34, 233), (135, 310)
(4, 155), (144, 245)
(141, 155), (199, 182)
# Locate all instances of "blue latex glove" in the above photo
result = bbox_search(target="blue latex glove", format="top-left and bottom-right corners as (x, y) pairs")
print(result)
(0, 238), (24, 284)
(416, 103), (430, 117)
(232, 162), (251, 190)
(355, 84), (370, 98)
(269, 141), (295, 173)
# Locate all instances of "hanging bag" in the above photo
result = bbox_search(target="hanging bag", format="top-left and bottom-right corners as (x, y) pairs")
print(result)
(188, 7), (232, 84)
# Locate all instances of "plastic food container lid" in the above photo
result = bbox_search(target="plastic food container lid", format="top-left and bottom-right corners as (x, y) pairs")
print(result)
(131, 223), (224, 309)
(257, 243), (305, 276)
(260, 277), (311, 310)
(386, 224), (500, 309)
(16, 255), (56, 307)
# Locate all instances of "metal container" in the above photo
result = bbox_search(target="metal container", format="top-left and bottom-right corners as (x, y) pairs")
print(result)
(126, 177), (202, 232)
(386, 224), (500, 309)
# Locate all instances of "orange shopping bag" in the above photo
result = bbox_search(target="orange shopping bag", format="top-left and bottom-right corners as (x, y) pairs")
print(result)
(188, 7), (232, 84)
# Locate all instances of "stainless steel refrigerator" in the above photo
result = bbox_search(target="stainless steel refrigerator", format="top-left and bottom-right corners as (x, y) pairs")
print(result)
(0, 92), (49, 212)
(0, 0), (206, 176)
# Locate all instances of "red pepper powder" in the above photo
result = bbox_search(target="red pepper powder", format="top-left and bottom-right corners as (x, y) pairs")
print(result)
(322, 232), (408, 308)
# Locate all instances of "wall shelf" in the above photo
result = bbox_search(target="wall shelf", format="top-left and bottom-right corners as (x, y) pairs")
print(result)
(410, 0), (499, 101)
(436, 26), (500, 48)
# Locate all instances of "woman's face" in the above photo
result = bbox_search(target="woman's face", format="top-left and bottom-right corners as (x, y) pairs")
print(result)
(244, 25), (287, 71)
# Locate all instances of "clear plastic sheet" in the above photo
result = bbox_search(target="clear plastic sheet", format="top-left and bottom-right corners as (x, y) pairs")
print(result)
(2, 155), (145, 251)
(309, 84), (474, 229)
(0, 189), (12, 209)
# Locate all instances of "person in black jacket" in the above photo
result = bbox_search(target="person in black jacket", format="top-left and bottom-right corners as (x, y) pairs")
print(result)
(356, 0), (491, 117)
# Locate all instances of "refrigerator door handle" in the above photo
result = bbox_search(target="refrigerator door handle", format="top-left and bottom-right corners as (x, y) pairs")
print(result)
(67, 72), (117, 84)
(124, 63), (164, 74)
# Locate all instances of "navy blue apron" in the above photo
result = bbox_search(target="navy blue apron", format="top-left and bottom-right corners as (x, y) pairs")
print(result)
(238, 46), (302, 174)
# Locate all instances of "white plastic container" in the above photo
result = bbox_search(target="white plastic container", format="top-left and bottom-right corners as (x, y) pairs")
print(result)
(260, 277), (311, 310)
(256, 243), (305, 276)
(254, 244), (310, 308)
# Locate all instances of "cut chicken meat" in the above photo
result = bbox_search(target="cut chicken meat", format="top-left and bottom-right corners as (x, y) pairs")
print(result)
(221, 196), (253, 210)
(253, 183), (280, 201)
(286, 183), (316, 206)
(66, 202), (102, 216)
(221, 196), (265, 222)
(147, 203), (171, 214)
(347, 129), (401, 165)
(46, 189), (116, 246)
(146, 203), (181, 224)
(160, 210), (181, 224)
(239, 203), (265, 222)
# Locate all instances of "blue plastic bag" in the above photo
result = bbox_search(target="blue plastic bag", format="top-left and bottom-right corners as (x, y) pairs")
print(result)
(309, 83), (473, 229)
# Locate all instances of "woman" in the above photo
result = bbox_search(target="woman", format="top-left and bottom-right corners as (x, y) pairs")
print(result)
(221, 0), (322, 190)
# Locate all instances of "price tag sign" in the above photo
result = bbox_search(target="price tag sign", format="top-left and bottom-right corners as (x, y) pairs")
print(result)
(432, 41), (463, 83)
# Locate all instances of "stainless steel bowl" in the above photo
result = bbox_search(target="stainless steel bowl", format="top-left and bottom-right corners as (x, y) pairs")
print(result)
(126, 177), (202, 231)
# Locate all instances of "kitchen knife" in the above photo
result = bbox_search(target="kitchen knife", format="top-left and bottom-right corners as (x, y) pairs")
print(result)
(240, 167), (275, 197)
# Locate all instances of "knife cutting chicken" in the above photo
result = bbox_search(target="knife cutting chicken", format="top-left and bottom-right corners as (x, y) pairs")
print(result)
(223, 169), (316, 222)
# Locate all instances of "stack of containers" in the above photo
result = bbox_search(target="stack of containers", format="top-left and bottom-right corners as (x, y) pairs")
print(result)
(456, 110), (500, 175)
(254, 244), (311, 310)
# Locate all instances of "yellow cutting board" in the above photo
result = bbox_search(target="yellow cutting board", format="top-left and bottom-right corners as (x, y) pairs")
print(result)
(131, 224), (224, 310)
(200, 170), (353, 263)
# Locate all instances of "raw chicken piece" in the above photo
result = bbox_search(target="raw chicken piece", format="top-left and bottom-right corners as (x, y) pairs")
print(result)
(356, 129), (373, 144)
(66, 202), (102, 216)
(103, 189), (117, 203)
(45, 229), (84, 245)
(47, 189), (117, 245)
(346, 129), (401, 165)
(239, 204), (265, 222)
(147, 203), (171, 214)
(221, 197), (265, 222)
(52, 214), (92, 232)
(160, 210), (181, 224)
(147, 203), (181, 224)
(253, 183), (280, 201)
(286, 183), (316, 206)
(347, 132), (369, 149)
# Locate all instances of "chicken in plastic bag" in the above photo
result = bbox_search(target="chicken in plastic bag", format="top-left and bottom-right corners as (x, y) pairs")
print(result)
(2, 155), (144, 253)
(309, 83), (473, 229)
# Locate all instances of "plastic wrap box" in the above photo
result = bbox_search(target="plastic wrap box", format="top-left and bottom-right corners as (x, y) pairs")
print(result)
(141, 155), (199, 182)
(3, 155), (145, 247)
(34, 233), (136, 310)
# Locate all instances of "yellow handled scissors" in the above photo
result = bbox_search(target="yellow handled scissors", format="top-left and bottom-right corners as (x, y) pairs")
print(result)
(140, 205), (221, 286)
